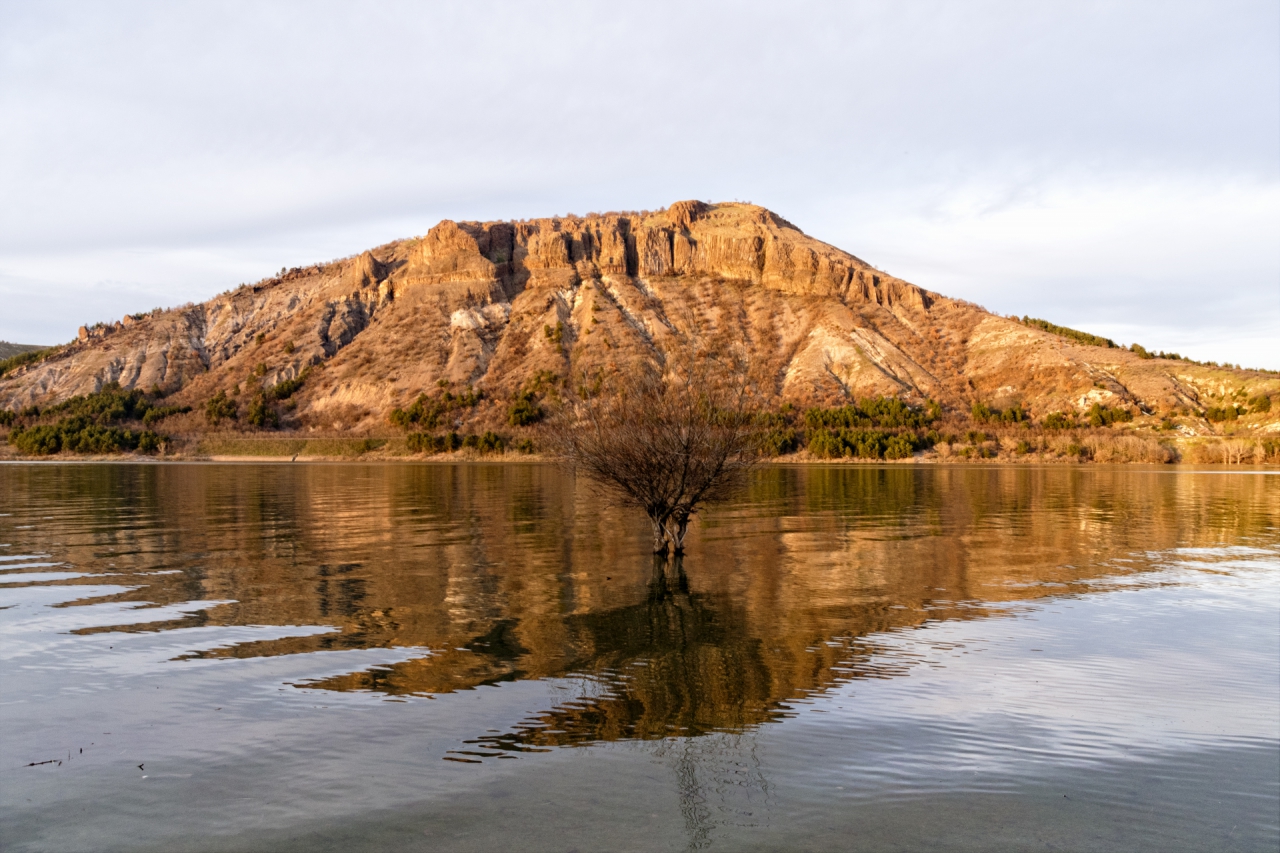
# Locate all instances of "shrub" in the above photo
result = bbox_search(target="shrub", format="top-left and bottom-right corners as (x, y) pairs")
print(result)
(1020, 317), (1117, 349)
(0, 348), (53, 378)
(1082, 435), (1177, 463)
(972, 401), (1028, 424)
(8, 420), (163, 456)
(1086, 403), (1133, 427)
(0, 409), (14, 427)
(884, 434), (915, 459)
(806, 429), (845, 459)
(1248, 395), (1272, 414)
(142, 405), (191, 426)
(246, 393), (279, 428)
(460, 432), (505, 452)
(805, 397), (938, 431)
(407, 433), (440, 453)
(408, 432), (468, 453)
(43, 382), (152, 422)
(9, 425), (62, 455)
(1204, 405), (1242, 423)
(806, 427), (924, 459)
(758, 427), (800, 456)
(388, 386), (482, 430)
(205, 391), (238, 425)
(508, 389), (544, 426)
(269, 368), (309, 401)
(524, 370), (562, 397)
(3, 383), (171, 456)
(1042, 411), (1076, 430)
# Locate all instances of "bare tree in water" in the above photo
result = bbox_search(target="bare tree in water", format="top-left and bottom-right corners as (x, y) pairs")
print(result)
(547, 330), (765, 555)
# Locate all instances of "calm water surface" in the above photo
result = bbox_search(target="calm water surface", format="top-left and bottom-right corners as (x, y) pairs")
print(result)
(1, 463), (1277, 851)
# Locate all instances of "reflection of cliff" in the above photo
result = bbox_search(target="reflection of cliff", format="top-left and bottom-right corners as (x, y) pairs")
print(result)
(8, 464), (1277, 752)
(317, 560), (794, 743)
(307, 555), (939, 758)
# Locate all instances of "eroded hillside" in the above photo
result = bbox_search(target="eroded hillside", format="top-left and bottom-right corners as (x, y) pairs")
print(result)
(1, 201), (1276, 440)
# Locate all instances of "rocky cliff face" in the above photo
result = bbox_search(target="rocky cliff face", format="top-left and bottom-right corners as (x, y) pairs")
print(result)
(2, 201), (1275, 433)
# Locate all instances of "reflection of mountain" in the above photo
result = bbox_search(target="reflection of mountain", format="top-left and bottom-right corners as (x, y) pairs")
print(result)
(469, 562), (884, 757)
(6, 464), (1277, 756)
(308, 557), (939, 760)
(326, 561), (789, 742)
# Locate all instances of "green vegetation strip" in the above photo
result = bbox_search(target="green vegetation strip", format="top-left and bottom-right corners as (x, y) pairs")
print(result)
(195, 437), (399, 457)
(389, 386), (482, 429)
(1020, 317), (1117, 349)
(3, 383), (181, 455)
(0, 347), (54, 378)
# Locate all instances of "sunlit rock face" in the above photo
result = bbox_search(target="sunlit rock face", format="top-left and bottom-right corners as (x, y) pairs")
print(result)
(1, 201), (1271, 429)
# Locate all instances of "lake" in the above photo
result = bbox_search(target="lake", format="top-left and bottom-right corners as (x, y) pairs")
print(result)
(1, 463), (1277, 852)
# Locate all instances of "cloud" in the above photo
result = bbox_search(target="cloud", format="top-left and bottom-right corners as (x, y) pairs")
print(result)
(835, 175), (1280, 351)
(1, 1), (1275, 363)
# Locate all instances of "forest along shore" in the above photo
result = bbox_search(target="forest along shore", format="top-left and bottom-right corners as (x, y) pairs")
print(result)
(1, 384), (1276, 466)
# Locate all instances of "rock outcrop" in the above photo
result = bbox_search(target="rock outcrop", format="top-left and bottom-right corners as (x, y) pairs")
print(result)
(1, 202), (1275, 434)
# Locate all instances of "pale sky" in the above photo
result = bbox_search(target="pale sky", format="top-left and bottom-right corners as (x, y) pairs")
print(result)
(2, 1), (1277, 366)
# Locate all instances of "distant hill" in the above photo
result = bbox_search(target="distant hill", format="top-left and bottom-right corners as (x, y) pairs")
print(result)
(0, 201), (1275, 443)
(0, 342), (46, 360)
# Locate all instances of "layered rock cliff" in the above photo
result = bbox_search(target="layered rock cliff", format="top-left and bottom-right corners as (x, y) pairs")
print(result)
(1, 201), (1275, 434)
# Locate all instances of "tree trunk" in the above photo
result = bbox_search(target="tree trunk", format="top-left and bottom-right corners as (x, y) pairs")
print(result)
(665, 510), (691, 555)
(650, 516), (670, 555)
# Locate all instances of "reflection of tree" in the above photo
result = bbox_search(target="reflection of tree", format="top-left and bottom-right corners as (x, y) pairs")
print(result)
(456, 557), (779, 754)
(652, 728), (772, 851)
(449, 557), (776, 851)
(675, 740), (714, 851)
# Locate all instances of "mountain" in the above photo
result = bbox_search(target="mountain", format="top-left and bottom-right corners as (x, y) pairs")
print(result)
(0, 342), (47, 360)
(0, 201), (1275, 440)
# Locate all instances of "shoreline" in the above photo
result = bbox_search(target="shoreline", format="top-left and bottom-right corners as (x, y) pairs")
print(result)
(3, 427), (1277, 467)
(0, 451), (1275, 470)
